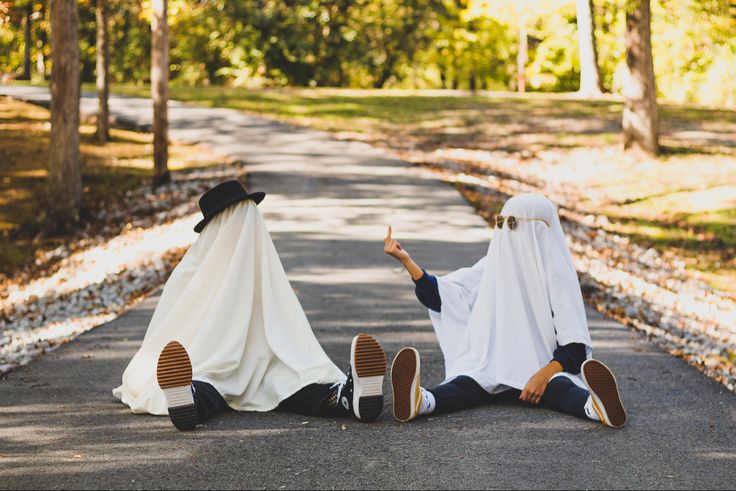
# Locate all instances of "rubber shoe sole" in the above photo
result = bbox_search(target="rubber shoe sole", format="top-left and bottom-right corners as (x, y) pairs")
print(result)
(391, 347), (421, 423)
(350, 333), (387, 422)
(582, 359), (627, 428)
(157, 341), (198, 431)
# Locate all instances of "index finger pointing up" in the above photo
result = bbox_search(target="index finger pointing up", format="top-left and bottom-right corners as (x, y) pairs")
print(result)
(386, 225), (393, 240)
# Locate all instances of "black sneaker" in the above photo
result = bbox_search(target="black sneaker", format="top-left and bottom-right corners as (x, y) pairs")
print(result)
(338, 333), (386, 422)
(157, 341), (199, 431)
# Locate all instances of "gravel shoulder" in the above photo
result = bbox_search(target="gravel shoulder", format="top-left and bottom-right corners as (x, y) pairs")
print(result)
(0, 85), (734, 490)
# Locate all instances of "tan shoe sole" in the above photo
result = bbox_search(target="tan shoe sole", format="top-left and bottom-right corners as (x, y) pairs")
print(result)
(391, 347), (421, 423)
(156, 341), (198, 431)
(582, 359), (627, 428)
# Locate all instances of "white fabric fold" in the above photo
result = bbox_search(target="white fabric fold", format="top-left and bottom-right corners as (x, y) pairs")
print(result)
(428, 193), (592, 393)
(113, 201), (344, 415)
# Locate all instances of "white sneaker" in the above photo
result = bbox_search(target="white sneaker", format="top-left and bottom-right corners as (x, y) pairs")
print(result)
(391, 347), (422, 422)
(581, 359), (627, 428)
(340, 333), (387, 422)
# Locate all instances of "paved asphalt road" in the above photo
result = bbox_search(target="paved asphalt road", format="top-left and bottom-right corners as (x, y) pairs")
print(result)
(1, 86), (735, 490)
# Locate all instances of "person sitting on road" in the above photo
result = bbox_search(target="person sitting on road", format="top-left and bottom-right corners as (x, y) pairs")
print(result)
(383, 193), (627, 428)
(113, 180), (387, 431)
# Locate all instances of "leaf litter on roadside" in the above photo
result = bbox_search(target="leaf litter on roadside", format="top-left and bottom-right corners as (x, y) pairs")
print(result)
(0, 163), (249, 374)
(399, 146), (736, 393)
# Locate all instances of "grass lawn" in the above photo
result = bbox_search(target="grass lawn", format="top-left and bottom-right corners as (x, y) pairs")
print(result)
(6, 82), (735, 297)
(0, 96), (221, 279)
(103, 84), (736, 153)
(102, 84), (736, 297)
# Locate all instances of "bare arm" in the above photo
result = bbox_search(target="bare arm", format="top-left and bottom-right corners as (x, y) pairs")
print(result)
(383, 226), (424, 281)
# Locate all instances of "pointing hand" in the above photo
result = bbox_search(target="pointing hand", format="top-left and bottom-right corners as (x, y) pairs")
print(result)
(383, 226), (411, 263)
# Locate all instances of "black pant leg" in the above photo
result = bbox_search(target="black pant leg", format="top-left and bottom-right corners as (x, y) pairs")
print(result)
(429, 375), (513, 415)
(192, 381), (344, 422)
(276, 383), (346, 418)
(192, 380), (230, 423)
(541, 375), (589, 419)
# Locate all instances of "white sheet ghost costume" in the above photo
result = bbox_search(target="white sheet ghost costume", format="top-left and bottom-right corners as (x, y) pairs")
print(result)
(113, 200), (345, 415)
(427, 193), (592, 393)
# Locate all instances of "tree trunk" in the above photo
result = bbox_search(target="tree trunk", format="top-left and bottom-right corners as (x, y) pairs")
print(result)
(48, 0), (81, 232)
(451, 60), (459, 90)
(22, 3), (32, 80)
(576, 0), (603, 96)
(151, 0), (170, 187)
(36, 41), (45, 80)
(95, 0), (110, 142)
(439, 67), (447, 89)
(373, 51), (397, 89)
(623, 0), (659, 155)
(469, 64), (477, 92)
(517, 24), (527, 93)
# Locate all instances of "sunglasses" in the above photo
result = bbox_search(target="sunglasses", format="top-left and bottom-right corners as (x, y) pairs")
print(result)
(495, 215), (550, 229)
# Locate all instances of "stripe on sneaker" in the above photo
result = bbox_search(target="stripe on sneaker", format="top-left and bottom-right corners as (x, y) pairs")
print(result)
(163, 386), (195, 408)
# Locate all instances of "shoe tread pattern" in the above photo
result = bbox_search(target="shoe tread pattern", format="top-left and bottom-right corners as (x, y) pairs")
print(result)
(391, 348), (418, 423)
(354, 333), (387, 378)
(157, 341), (193, 389)
(584, 360), (627, 428)
(358, 395), (384, 423)
(168, 404), (198, 431)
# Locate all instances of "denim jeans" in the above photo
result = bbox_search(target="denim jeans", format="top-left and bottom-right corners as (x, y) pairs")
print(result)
(428, 374), (589, 419)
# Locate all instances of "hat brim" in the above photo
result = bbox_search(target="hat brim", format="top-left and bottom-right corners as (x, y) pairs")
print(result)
(193, 191), (265, 233)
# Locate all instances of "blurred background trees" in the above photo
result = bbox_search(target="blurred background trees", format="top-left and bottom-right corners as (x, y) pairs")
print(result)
(1, 0), (733, 107)
(1, 0), (734, 306)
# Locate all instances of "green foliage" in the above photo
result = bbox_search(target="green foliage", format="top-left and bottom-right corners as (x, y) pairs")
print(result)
(108, 1), (150, 83)
(649, 0), (736, 106)
(0, 3), (23, 75)
(240, 0), (451, 88)
(526, 2), (580, 91)
(593, 0), (626, 92)
(248, 0), (364, 86)
(78, 0), (98, 82)
(0, 1), (49, 81)
(418, 5), (514, 90)
(170, 1), (256, 86)
(1, 0), (735, 106)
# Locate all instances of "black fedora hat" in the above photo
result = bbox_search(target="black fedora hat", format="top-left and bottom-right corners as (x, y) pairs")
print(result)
(194, 180), (265, 233)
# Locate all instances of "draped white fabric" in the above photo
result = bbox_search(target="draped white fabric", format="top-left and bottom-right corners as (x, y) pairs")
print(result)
(113, 201), (345, 415)
(428, 194), (592, 393)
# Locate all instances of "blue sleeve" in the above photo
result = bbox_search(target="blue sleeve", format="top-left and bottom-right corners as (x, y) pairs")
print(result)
(552, 343), (587, 374)
(413, 270), (441, 313)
